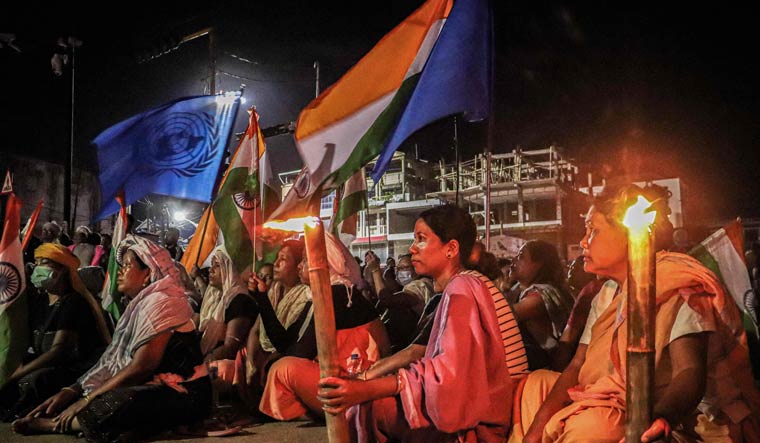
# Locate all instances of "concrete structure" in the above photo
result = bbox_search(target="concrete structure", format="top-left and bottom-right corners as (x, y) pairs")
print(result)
(278, 147), (689, 263)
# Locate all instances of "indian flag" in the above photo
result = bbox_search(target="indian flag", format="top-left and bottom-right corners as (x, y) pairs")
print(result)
(295, 0), (491, 195)
(0, 194), (28, 384)
(330, 168), (368, 244)
(182, 109), (280, 274)
(689, 219), (758, 338)
(101, 191), (128, 321)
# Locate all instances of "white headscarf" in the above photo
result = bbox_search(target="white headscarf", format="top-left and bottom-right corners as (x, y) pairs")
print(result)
(325, 231), (364, 305)
(78, 235), (193, 394)
(198, 247), (249, 355)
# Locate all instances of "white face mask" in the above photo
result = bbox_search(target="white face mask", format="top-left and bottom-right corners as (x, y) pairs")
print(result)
(396, 270), (413, 286)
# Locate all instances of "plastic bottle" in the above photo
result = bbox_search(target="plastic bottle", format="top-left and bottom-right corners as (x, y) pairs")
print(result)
(346, 353), (363, 378)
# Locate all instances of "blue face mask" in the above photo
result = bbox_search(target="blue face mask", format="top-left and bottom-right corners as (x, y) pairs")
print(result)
(31, 265), (61, 290)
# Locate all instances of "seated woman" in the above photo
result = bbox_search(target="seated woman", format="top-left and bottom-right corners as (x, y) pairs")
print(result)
(372, 253), (435, 351)
(253, 231), (390, 422)
(239, 240), (312, 399)
(67, 226), (97, 267)
(198, 247), (256, 363)
(0, 244), (110, 421)
(508, 240), (574, 370)
(12, 235), (211, 442)
(317, 205), (513, 442)
(514, 184), (760, 443)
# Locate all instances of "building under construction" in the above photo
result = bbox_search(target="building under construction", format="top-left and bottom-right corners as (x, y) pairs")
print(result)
(279, 146), (684, 262)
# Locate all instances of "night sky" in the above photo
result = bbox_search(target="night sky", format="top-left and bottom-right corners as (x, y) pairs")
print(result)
(2, 1), (758, 222)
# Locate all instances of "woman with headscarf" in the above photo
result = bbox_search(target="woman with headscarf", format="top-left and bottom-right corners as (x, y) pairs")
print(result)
(0, 244), (109, 421)
(251, 231), (391, 422)
(12, 235), (210, 442)
(198, 247), (255, 362)
(316, 205), (512, 442)
(237, 239), (312, 406)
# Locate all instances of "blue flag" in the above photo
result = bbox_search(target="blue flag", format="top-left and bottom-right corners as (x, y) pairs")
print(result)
(94, 94), (241, 220)
(370, 0), (492, 182)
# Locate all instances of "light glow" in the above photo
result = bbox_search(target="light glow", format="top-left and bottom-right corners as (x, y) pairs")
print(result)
(263, 216), (320, 233)
(173, 211), (186, 222)
(622, 195), (656, 231)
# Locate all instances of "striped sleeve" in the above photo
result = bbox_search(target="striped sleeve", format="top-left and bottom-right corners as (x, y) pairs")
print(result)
(462, 270), (529, 376)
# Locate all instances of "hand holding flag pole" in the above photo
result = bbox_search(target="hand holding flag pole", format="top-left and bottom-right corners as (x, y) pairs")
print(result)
(263, 216), (349, 443)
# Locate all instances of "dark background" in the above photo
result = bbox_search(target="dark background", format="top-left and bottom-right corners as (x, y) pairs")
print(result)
(2, 1), (758, 222)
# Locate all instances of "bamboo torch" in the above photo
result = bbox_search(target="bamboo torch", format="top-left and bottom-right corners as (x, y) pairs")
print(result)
(621, 195), (657, 443)
(263, 216), (349, 443)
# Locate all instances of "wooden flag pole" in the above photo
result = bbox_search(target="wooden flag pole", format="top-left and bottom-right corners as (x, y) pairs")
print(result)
(622, 195), (657, 443)
(303, 218), (349, 443)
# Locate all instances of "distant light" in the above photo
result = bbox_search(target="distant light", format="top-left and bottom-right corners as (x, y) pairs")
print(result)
(216, 90), (240, 105)
(240, 97), (247, 105)
(173, 211), (187, 222)
(263, 216), (320, 233)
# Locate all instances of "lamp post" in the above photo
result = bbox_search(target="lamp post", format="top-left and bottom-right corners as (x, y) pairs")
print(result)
(263, 216), (349, 443)
(621, 195), (657, 443)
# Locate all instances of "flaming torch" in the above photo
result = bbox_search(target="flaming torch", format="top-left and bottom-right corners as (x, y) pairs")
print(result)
(621, 195), (657, 443)
(262, 216), (349, 443)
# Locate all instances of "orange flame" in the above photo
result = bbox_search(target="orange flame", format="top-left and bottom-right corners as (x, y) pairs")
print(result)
(622, 195), (656, 231)
(263, 216), (320, 233)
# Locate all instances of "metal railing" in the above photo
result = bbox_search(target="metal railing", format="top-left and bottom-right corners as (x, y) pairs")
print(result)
(436, 145), (579, 192)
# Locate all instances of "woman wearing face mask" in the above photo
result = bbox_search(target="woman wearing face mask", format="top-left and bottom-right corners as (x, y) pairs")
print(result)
(12, 235), (209, 441)
(0, 244), (110, 421)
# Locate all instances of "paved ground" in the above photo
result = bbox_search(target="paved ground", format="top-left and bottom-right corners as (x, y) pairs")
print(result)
(0, 420), (329, 443)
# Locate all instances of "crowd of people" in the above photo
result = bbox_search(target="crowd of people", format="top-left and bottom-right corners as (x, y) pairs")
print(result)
(1, 182), (758, 442)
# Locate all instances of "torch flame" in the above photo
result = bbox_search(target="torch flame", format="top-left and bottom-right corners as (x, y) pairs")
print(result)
(622, 195), (657, 230)
(263, 216), (320, 233)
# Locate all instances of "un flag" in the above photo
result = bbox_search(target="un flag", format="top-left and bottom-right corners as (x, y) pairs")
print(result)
(94, 94), (240, 220)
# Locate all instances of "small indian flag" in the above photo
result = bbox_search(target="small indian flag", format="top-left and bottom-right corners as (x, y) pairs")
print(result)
(689, 219), (758, 337)
(295, 0), (491, 195)
(182, 109), (280, 274)
(330, 168), (368, 243)
(101, 191), (128, 321)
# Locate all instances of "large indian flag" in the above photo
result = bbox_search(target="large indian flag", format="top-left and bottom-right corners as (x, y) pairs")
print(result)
(182, 109), (280, 273)
(689, 219), (758, 338)
(294, 0), (491, 196)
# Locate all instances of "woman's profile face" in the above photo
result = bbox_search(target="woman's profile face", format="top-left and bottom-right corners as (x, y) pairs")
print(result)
(117, 250), (151, 297)
(208, 256), (223, 289)
(409, 219), (448, 278)
(274, 246), (298, 283)
(297, 255), (310, 285)
(579, 206), (628, 279)
(510, 244), (541, 286)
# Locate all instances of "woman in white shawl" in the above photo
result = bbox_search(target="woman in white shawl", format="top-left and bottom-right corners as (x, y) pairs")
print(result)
(198, 247), (255, 361)
(241, 239), (312, 398)
(13, 235), (210, 442)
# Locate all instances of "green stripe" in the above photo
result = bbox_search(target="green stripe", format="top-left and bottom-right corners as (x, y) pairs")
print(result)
(688, 244), (724, 282)
(213, 168), (255, 273)
(0, 294), (28, 384)
(104, 247), (122, 320)
(325, 73), (421, 188)
(332, 189), (368, 233)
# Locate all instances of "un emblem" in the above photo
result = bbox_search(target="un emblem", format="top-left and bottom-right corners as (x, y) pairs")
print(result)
(141, 112), (219, 178)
